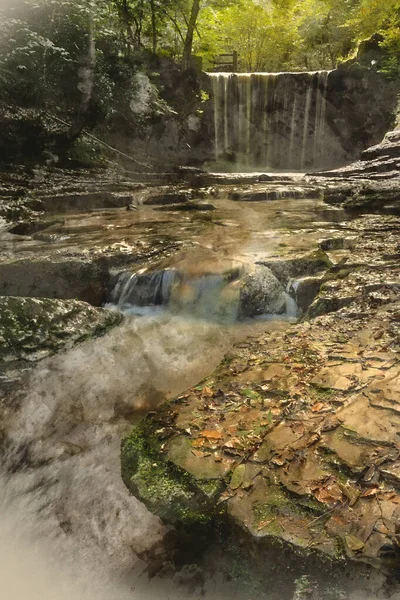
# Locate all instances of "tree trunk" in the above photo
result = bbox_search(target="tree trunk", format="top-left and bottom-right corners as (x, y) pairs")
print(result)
(182, 0), (201, 66)
(150, 0), (157, 54)
(66, 10), (96, 144)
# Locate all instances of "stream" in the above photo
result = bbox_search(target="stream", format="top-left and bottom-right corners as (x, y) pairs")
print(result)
(0, 182), (390, 599)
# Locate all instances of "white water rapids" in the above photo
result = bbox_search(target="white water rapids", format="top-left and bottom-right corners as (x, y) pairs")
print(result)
(0, 307), (290, 600)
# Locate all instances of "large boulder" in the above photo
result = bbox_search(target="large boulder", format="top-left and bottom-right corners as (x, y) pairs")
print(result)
(0, 296), (122, 390)
(238, 265), (287, 318)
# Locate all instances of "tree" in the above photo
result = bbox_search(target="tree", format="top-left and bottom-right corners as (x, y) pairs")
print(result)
(183, 0), (201, 64)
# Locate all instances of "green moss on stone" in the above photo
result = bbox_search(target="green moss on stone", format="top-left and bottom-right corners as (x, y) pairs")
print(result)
(121, 420), (225, 525)
(0, 296), (122, 361)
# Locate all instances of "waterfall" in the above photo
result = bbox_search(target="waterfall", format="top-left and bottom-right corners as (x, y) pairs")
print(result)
(109, 269), (178, 309)
(208, 71), (330, 171)
(108, 266), (298, 322)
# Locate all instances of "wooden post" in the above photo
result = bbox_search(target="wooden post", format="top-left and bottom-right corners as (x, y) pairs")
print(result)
(233, 51), (238, 72)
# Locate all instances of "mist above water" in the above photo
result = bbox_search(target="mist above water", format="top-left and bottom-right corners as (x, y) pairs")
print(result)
(1, 305), (290, 600)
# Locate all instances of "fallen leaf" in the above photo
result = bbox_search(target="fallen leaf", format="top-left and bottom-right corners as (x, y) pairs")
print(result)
(223, 439), (240, 448)
(257, 518), (276, 531)
(191, 449), (206, 458)
(271, 456), (286, 466)
(314, 481), (343, 505)
(200, 430), (222, 440)
(241, 388), (260, 400)
(306, 433), (320, 446)
(192, 438), (205, 448)
(218, 490), (234, 503)
(345, 534), (365, 551)
(312, 402), (326, 412)
(361, 487), (379, 498)
(202, 386), (214, 397)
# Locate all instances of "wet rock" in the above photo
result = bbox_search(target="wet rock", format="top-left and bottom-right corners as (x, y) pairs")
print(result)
(0, 296), (122, 375)
(258, 250), (333, 287)
(317, 130), (400, 211)
(288, 275), (324, 314)
(323, 185), (400, 214)
(319, 237), (355, 251)
(109, 269), (178, 308)
(9, 219), (64, 236)
(38, 191), (139, 213)
(122, 292), (400, 571)
(121, 212), (400, 575)
(121, 418), (223, 526)
(173, 564), (205, 594)
(32, 232), (70, 243)
(238, 265), (287, 318)
(154, 201), (216, 211)
(228, 186), (321, 202)
(0, 258), (108, 305)
(307, 294), (357, 318)
(145, 192), (191, 205)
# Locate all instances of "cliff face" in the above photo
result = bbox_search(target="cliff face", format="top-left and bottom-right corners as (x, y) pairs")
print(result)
(200, 66), (398, 171)
(0, 55), (397, 173)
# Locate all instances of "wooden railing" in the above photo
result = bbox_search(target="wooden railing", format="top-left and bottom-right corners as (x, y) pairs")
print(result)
(211, 51), (238, 72)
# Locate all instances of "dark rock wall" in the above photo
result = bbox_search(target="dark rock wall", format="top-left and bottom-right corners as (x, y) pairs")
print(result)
(201, 66), (398, 171)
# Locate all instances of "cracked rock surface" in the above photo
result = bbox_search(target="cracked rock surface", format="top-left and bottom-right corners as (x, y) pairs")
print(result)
(122, 214), (400, 573)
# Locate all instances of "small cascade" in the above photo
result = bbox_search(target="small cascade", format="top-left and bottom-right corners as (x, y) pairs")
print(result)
(208, 71), (330, 171)
(109, 269), (178, 309)
(108, 266), (298, 322)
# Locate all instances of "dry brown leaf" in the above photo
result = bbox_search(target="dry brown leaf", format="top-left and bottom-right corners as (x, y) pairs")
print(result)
(257, 518), (276, 530)
(191, 449), (206, 458)
(361, 487), (379, 498)
(271, 456), (286, 466)
(312, 402), (326, 412)
(201, 429), (222, 440)
(202, 386), (214, 397)
(192, 438), (205, 448)
(314, 482), (343, 505)
(306, 433), (320, 446)
(345, 534), (365, 551)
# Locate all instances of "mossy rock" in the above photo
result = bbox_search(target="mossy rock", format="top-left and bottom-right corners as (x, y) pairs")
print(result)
(121, 415), (225, 526)
(0, 296), (122, 362)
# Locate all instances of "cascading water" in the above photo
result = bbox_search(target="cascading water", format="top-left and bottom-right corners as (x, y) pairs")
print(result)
(108, 266), (298, 322)
(109, 269), (178, 309)
(209, 71), (330, 171)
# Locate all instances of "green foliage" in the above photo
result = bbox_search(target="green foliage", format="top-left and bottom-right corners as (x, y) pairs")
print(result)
(381, 27), (400, 79)
(0, 0), (177, 163)
(0, 0), (398, 164)
(195, 0), (400, 72)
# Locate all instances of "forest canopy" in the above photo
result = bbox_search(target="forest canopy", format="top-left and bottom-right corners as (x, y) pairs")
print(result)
(0, 0), (399, 76)
(0, 0), (398, 163)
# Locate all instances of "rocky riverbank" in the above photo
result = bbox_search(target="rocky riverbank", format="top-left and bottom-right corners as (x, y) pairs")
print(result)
(0, 127), (399, 598)
(121, 211), (400, 571)
(117, 134), (400, 593)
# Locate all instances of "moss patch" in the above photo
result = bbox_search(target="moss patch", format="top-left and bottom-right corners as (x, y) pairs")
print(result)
(0, 296), (122, 362)
(121, 418), (225, 525)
